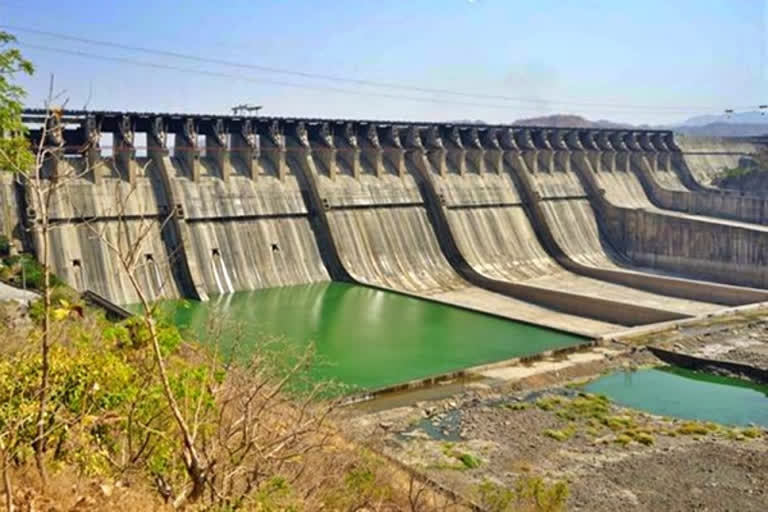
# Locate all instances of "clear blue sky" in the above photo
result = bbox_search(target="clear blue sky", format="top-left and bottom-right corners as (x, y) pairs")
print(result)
(2, 0), (766, 125)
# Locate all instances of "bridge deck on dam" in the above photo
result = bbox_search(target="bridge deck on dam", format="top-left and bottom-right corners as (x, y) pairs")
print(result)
(9, 109), (768, 341)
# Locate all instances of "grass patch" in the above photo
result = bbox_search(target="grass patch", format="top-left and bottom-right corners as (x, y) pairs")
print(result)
(676, 421), (715, 436)
(476, 476), (569, 512)
(742, 427), (763, 439)
(458, 453), (482, 469)
(543, 426), (575, 442)
(535, 396), (565, 411)
(564, 378), (592, 389)
(632, 432), (655, 446)
(440, 442), (483, 470)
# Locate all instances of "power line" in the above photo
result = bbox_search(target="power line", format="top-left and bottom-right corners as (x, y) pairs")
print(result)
(15, 42), (550, 112)
(3, 24), (760, 112)
(15, 41), (740, 116)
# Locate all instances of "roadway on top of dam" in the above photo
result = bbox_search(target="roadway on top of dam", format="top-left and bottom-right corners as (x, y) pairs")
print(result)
(21, 108), (675, 134)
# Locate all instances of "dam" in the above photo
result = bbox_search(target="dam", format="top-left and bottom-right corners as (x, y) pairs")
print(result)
(4, 109), (768, 386)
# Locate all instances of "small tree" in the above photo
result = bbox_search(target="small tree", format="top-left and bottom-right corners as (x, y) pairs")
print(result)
(0, 32), (34, 173)
(0, 33), (93, 487)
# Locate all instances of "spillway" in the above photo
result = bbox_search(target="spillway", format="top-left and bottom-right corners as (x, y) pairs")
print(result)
(8, 110), (768, 345)
(415, 126), (718, 318)
(160, 118), (330, 297)
(41, 156), (184, 305)
(591, 137), (768, 232)
(301, 123), (620, 335)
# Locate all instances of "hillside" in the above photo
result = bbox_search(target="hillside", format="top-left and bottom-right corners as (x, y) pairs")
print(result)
(673, 122), (768, 137)
(507, 112), (768, 137)
(512, 114), (632, 128)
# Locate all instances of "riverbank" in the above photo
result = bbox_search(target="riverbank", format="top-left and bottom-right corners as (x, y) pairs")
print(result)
(344, 307), (768, 511)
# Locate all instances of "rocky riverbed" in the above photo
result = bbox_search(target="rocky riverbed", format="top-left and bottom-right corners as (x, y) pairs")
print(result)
(345, 308), (768, 511)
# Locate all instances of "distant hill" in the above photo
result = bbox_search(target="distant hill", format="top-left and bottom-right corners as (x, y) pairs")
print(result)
(681, 111), (768, 127)
(674, 122), (768, 137)
(511, 114), (633, 129)
(507, 113), (768, 138)
(446, 112), (768, 138)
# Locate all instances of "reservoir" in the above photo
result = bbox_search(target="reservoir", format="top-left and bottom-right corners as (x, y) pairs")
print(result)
(154, 282), (586, 392)
(585, 366), (768, 427)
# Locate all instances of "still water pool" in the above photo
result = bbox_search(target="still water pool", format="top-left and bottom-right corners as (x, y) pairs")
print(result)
(585, 366), (768, 427)
(150, 282), (585, 392)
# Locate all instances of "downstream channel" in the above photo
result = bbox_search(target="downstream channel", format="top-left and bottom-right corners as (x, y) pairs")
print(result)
(151, 282), (586, 392)
(586, 367), (768, 427)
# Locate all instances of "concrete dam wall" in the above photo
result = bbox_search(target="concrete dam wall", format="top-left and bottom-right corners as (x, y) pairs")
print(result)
(674, 136), (762, 187)
(7, 110), (768, 337)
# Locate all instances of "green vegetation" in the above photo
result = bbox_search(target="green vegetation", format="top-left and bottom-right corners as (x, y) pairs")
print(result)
(510, 391), (765, 449)
(0, 296), (429, 510)
(543, 427), (575, 442)
(0, 234), (9, 257)
(0, 31), (34, 173)
(0, 253), (63, 290)
(715, 147), (768, 183)
(476, 476), (569, 512)
(440, 442), (483, 470)
(504, 401), (530, 411)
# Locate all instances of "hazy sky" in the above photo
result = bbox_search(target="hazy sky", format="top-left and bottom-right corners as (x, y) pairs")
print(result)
(2, 0), (766, 125)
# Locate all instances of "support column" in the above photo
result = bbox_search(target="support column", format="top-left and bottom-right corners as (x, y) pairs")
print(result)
(380, 125), (405, 177)
(424, 126), (447, 177)
(40, 114), (64, 179)
(442, 126), (465, 175)
(404, 125), (427, 179)
(650, 132), (671, 172)
(580, 131), (601, 172)
(596, 132), (616, 172)
(333, 122), (360, 178)
(359, 123), (383, 177)
(533, 129), (553, 172)
(461, 127), (485, 174)
(514, 128), (538, 174)
(82, 115), (103, 184)
(147, 116), (169, 161)
(481, 128), (503, 174)
(549, 129), (571, 173)
(258, 120), (287, 180)
(205, 118), (230, 181)
(285, 120), (310, 178)
(113, 115), (137, 183)
(230, 119), (259, 180)
(175, 118), (200, 182)
(309, 122), (336, 179)
(637, 132), (658, 173)
(610, 132), (630, 173)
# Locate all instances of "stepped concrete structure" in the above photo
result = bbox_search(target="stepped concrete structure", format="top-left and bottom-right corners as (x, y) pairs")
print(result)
(4, 109), (768, 337)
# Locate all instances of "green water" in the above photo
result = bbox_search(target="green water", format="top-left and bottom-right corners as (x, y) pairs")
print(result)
(149, 282), (584, 392)
(585, 367), (768, 427)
